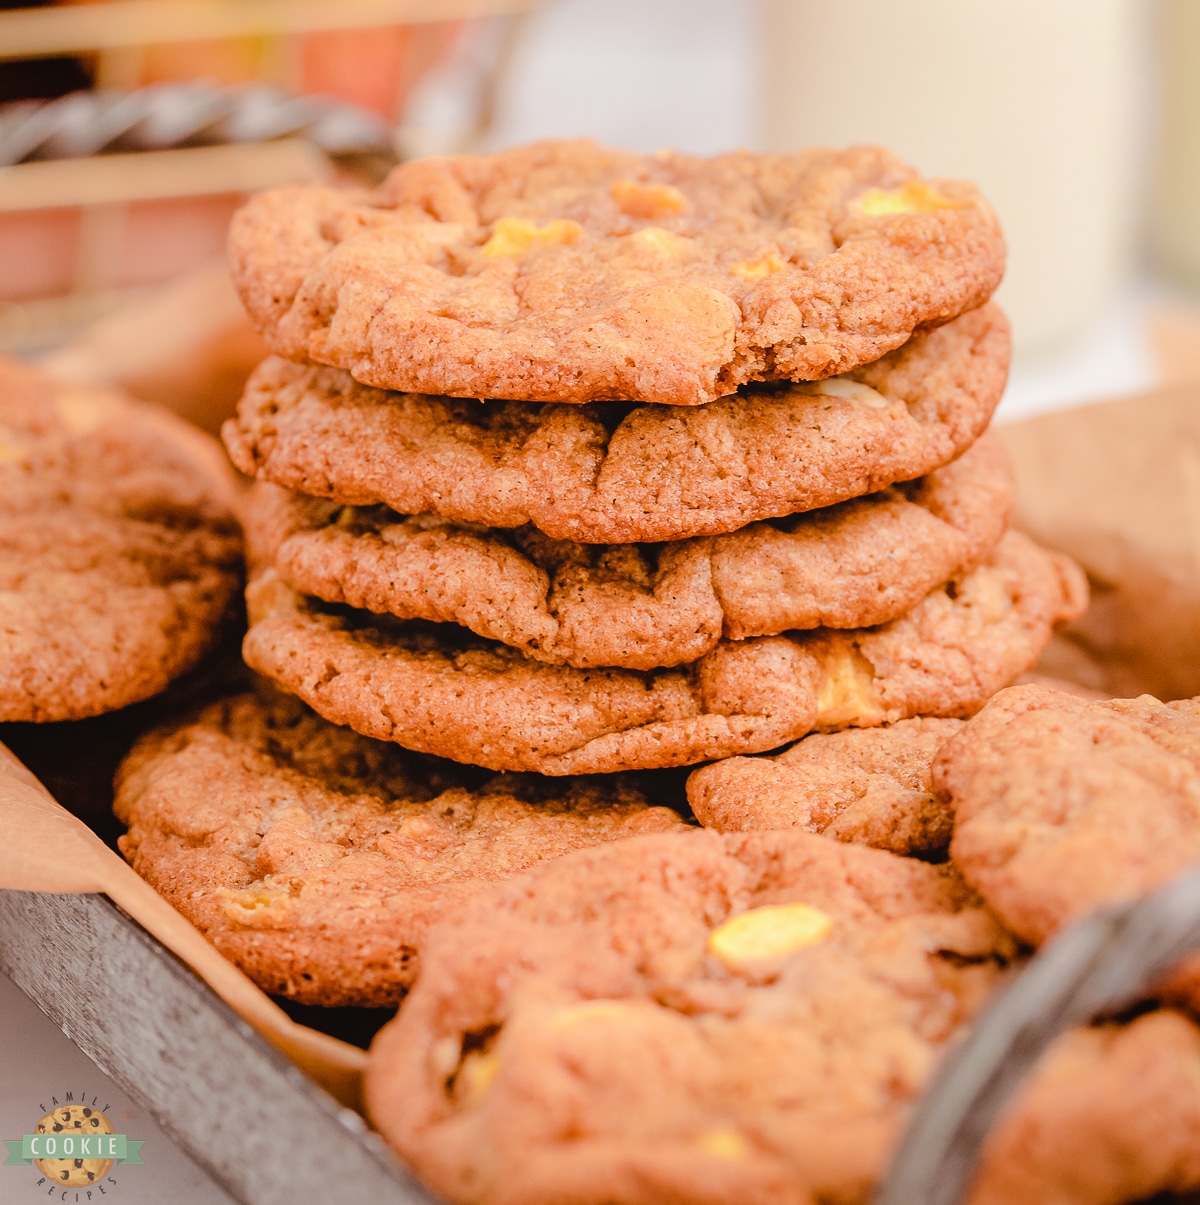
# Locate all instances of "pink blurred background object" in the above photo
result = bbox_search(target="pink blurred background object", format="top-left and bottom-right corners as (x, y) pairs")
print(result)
(0, 0), (527, 328)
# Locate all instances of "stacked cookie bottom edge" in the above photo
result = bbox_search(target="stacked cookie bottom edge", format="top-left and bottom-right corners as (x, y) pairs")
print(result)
(240, 527), (1085, 775)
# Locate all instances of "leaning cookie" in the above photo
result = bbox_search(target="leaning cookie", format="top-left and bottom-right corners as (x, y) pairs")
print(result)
(230, 140), (1004, 405)
(688, 717), (965, 856)
(224, 304), (1008, 545)
(113, 690), (686, 1007)
(242, 531), (1086, 774)
(246, 434), (1012, 671)
(364, 828), (1018, 1205)
(0, 357), (242, 722)
(935, 684), (1200, 951)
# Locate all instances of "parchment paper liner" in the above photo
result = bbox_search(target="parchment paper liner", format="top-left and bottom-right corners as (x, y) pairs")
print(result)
(0, 742), (367, 1109)
(1000, 380), (1200, 701)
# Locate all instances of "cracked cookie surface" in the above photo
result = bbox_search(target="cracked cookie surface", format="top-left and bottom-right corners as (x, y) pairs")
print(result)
(114, 689), (686, 1006)
(246, 434), (1012, 670)
(366, 831), (1200, 1205)
(241, 532), (1085, 774)
(0, 357), (242, 721)
(223, 304), (1008, 544)
(936, 684), (1200, 950)
(230, 140), (1004, 405)
(688, 716), (965, 856)
(364, 828), (1016, 1205)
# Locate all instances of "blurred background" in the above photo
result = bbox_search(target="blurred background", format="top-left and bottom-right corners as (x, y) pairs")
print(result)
(1, 0), (1198, 427)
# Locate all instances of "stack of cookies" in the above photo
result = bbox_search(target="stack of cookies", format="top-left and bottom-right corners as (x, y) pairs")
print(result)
(219, 140), (1082, 778)
(115, 141), (1090, 1004)
(108, 140), (1127, 1200)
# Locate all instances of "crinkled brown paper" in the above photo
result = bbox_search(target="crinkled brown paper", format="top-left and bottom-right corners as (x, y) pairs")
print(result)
(1001, 381), (1200, 700)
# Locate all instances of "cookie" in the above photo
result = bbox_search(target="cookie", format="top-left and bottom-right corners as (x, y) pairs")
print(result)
(246, 434), (1012, 671)
(687, 717), (965, 856)
(229, 140), (1004, 405)
(364, 828), (1017, 1205)
(1010, 672), (1111, 701)
(242, 532), (1086, 774)
(935, 684), (1200, 949)
(971, 1010), (1200, 1205)
(223, 304), (1008, 545)
(0, 357), (243, 722)
(114, 690), (687, 1006)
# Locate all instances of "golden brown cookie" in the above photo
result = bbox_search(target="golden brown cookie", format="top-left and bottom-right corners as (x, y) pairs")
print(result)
(687, 716), (965, 855)
(114, 690), (687, 1006)
(223, 304), (1008, 544)
(0, 357), (242, 721)
(364, 828), (1017, 1205)
(366, 827), (1200, 1205)
(230, 140), (1004, 405)
(241, 532), (1086, 774)
(935, 684), (1200, 949)
(1010, 672), (1111, 701)
(970, 1010), (1200, 1205)
(245, 434), (1012, 671)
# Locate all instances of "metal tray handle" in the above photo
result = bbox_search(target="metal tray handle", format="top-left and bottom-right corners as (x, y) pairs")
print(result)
(877, 864), (1200, 1205)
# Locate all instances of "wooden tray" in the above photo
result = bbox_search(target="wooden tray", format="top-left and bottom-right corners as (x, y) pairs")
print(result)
(0, 890), (432, 1205)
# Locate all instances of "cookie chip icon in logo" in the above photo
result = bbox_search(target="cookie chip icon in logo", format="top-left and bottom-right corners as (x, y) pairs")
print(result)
(31, 1105), (115, 1187)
